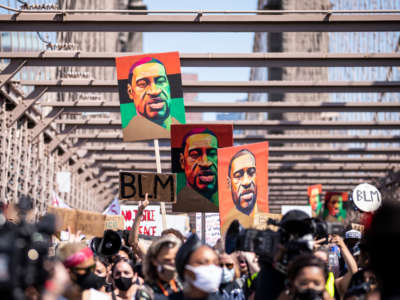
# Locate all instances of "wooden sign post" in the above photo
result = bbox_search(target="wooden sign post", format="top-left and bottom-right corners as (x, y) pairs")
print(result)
(155, 139), (168, 231)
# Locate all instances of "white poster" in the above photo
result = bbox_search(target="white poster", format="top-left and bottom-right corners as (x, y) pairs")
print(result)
(281, 205), (312, 217)
(166, 214), (190, 236)
(120, 205), (162, 237)
(56, 171), (71, 193)
(196, 213), (221, 246)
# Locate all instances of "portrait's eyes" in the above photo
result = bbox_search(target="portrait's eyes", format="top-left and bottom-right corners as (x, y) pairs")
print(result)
(189, 150), (200, 159)
(207, 149), (217, 157)
(136, 79), (149, 88)
(155, 76), (168, 85)
(233, 169), (244, 179)
(247, 167), (256, 177)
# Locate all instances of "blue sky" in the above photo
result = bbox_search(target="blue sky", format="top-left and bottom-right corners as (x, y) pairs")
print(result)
(142, 0), (257, 105)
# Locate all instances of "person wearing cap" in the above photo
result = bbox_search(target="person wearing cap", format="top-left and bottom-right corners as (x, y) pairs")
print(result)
(170, 234), (224, 300)
(57, 242), (109, 300)
(137, 235), (183, 299)
(344, 230), (362, 256)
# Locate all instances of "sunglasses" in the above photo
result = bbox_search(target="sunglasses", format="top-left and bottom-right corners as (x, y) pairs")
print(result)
(71, 264), (96, 275)
(220, 263), (234, 270)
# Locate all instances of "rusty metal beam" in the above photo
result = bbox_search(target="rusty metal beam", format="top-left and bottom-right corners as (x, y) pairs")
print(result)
(1, 14), (399, 32)
(30, 108), (64, 141)
(18, 79), (400, 93)
(68, 132), (400, 144)
(93, 155), (400, 164)
(3, 51), (400, 67)
(80, 144), (400, 155)
(0, 59), (27, 88)
(57, 118), (400, 131)
(7, 87), (48, 127)
(42, 100), (400, 113)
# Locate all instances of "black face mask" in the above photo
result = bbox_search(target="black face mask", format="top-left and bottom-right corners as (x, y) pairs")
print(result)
(294, 289), (324, 300)
(114, 277), (133, 291)
(76, 272), (101, 290)
(92, 274), (106, 290)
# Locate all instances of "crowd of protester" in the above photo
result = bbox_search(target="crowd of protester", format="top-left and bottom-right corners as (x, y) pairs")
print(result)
(0, 196), (398, 300)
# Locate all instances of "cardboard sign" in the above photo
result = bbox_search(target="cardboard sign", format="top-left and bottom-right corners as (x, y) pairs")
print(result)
(171, 124), (234, 212)
(48, 206), (77, 233)
(253, 212), (282, 231)
(352, 183), (382, 212)
(104, 215), (125, 231)
(115, 52), (186, 142)
(76, 210), (106, 237)
(218, 142), (269, 234)
(351, 223), (365, 234)
(121, 205), (162, 236)
(196, 213), (221, 246)
(120, 171), (176, 203)
(281, 205), (312, 217)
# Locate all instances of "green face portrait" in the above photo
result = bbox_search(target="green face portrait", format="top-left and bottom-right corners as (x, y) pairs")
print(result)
(127, 62), (172, 128)
(179, 133), (219, 204)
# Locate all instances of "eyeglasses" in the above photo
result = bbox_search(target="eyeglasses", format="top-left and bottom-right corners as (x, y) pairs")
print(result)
(220, 263), (234, 270)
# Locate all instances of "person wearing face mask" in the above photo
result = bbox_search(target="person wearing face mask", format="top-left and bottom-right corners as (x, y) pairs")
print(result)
(57, 242), (109, 300)
(277, 254), (333, 300)
(218, 252), (244, 300)
(94, 256), (110, 293)
(137, 235), (183, 299)
(112, 258), (143, 300)
(169, 234), (224, 300)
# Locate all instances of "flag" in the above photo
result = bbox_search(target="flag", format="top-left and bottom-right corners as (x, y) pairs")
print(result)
(51, 191), (70, 208)
(103, 197), (121, 215)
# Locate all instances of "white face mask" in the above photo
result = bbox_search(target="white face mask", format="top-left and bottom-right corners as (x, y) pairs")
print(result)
(185, 264), (222, 293)
(221, 267), (235, 284)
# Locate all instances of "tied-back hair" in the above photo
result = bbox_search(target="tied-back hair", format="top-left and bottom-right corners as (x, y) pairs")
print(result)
(143, 235), (181, 284)
(287, 254), (329, 282)
(111, 257), (136, 276)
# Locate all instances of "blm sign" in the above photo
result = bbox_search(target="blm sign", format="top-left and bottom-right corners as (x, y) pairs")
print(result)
(120, 171), (176, 203)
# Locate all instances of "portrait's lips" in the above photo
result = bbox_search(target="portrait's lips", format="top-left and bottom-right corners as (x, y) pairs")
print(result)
(240, 190), (254, 202)
(148, 97), (165, 111)
(198, 170), (216, 184)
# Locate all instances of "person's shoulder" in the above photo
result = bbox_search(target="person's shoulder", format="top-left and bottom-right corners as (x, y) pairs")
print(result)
(207, 292), (225, 300)
(167, 291), (184, 300)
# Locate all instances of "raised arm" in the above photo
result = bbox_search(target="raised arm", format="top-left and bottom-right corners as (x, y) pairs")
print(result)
(128, 194), (149, 259)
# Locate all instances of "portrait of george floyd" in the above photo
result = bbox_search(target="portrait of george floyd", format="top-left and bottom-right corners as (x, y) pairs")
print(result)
(218, 141), (269, 234)
(115, 52), (186, 142)
(171, 124), (233, 213)
(321, 191), (348, 222)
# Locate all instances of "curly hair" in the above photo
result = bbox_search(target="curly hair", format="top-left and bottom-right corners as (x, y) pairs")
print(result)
(287, 254), (329, 283)
(142, 235), (181, 284)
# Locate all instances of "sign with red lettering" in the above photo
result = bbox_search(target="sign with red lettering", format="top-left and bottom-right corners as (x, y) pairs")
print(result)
(120, 205), (162, 236)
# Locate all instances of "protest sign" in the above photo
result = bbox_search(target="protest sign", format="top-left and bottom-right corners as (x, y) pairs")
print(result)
(281, 205), (312, 217)
(352, 183), (382, 212)
(171, 124), (233, 212)
(120, 205), (162, 236)
(120, 171), (176, 203)
(48, 206), (77, 233)
(56, 171), (71, 193)
(104, 215), (125, 231)
(253, 212), (282, 231)
(308, 184), (322, 216)
(75, 210), (106, 237)
(196, 213), (221, 246)
(166, 214), (190, 235)
(218, 142), (269, 234)
(115, 52), (186, 142)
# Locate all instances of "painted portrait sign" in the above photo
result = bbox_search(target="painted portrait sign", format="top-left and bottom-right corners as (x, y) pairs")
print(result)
(308, 184), (323, 217)
(322, 191), (348, 222)
(218, 142), (269, 234)
(115, 52), (186, 142)
(171, 124), (233, 212)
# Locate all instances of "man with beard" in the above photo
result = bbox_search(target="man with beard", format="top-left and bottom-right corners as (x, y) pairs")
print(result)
(173, 128), (219, 212)
(222, 149), (259, 233)
(123, 57), (180, 140)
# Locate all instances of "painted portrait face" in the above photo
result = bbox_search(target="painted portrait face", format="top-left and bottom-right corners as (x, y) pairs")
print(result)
(228, 151), (257, 215)
(327, 194), (342, 216)
(180, 133), (218, 198)
(127, 62), (171, 122)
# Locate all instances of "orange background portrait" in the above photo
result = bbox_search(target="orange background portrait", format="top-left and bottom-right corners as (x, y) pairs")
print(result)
(218, 142), (269, 234)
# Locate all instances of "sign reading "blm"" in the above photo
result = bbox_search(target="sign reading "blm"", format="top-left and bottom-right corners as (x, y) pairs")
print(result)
(119, 171), (176, 203)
